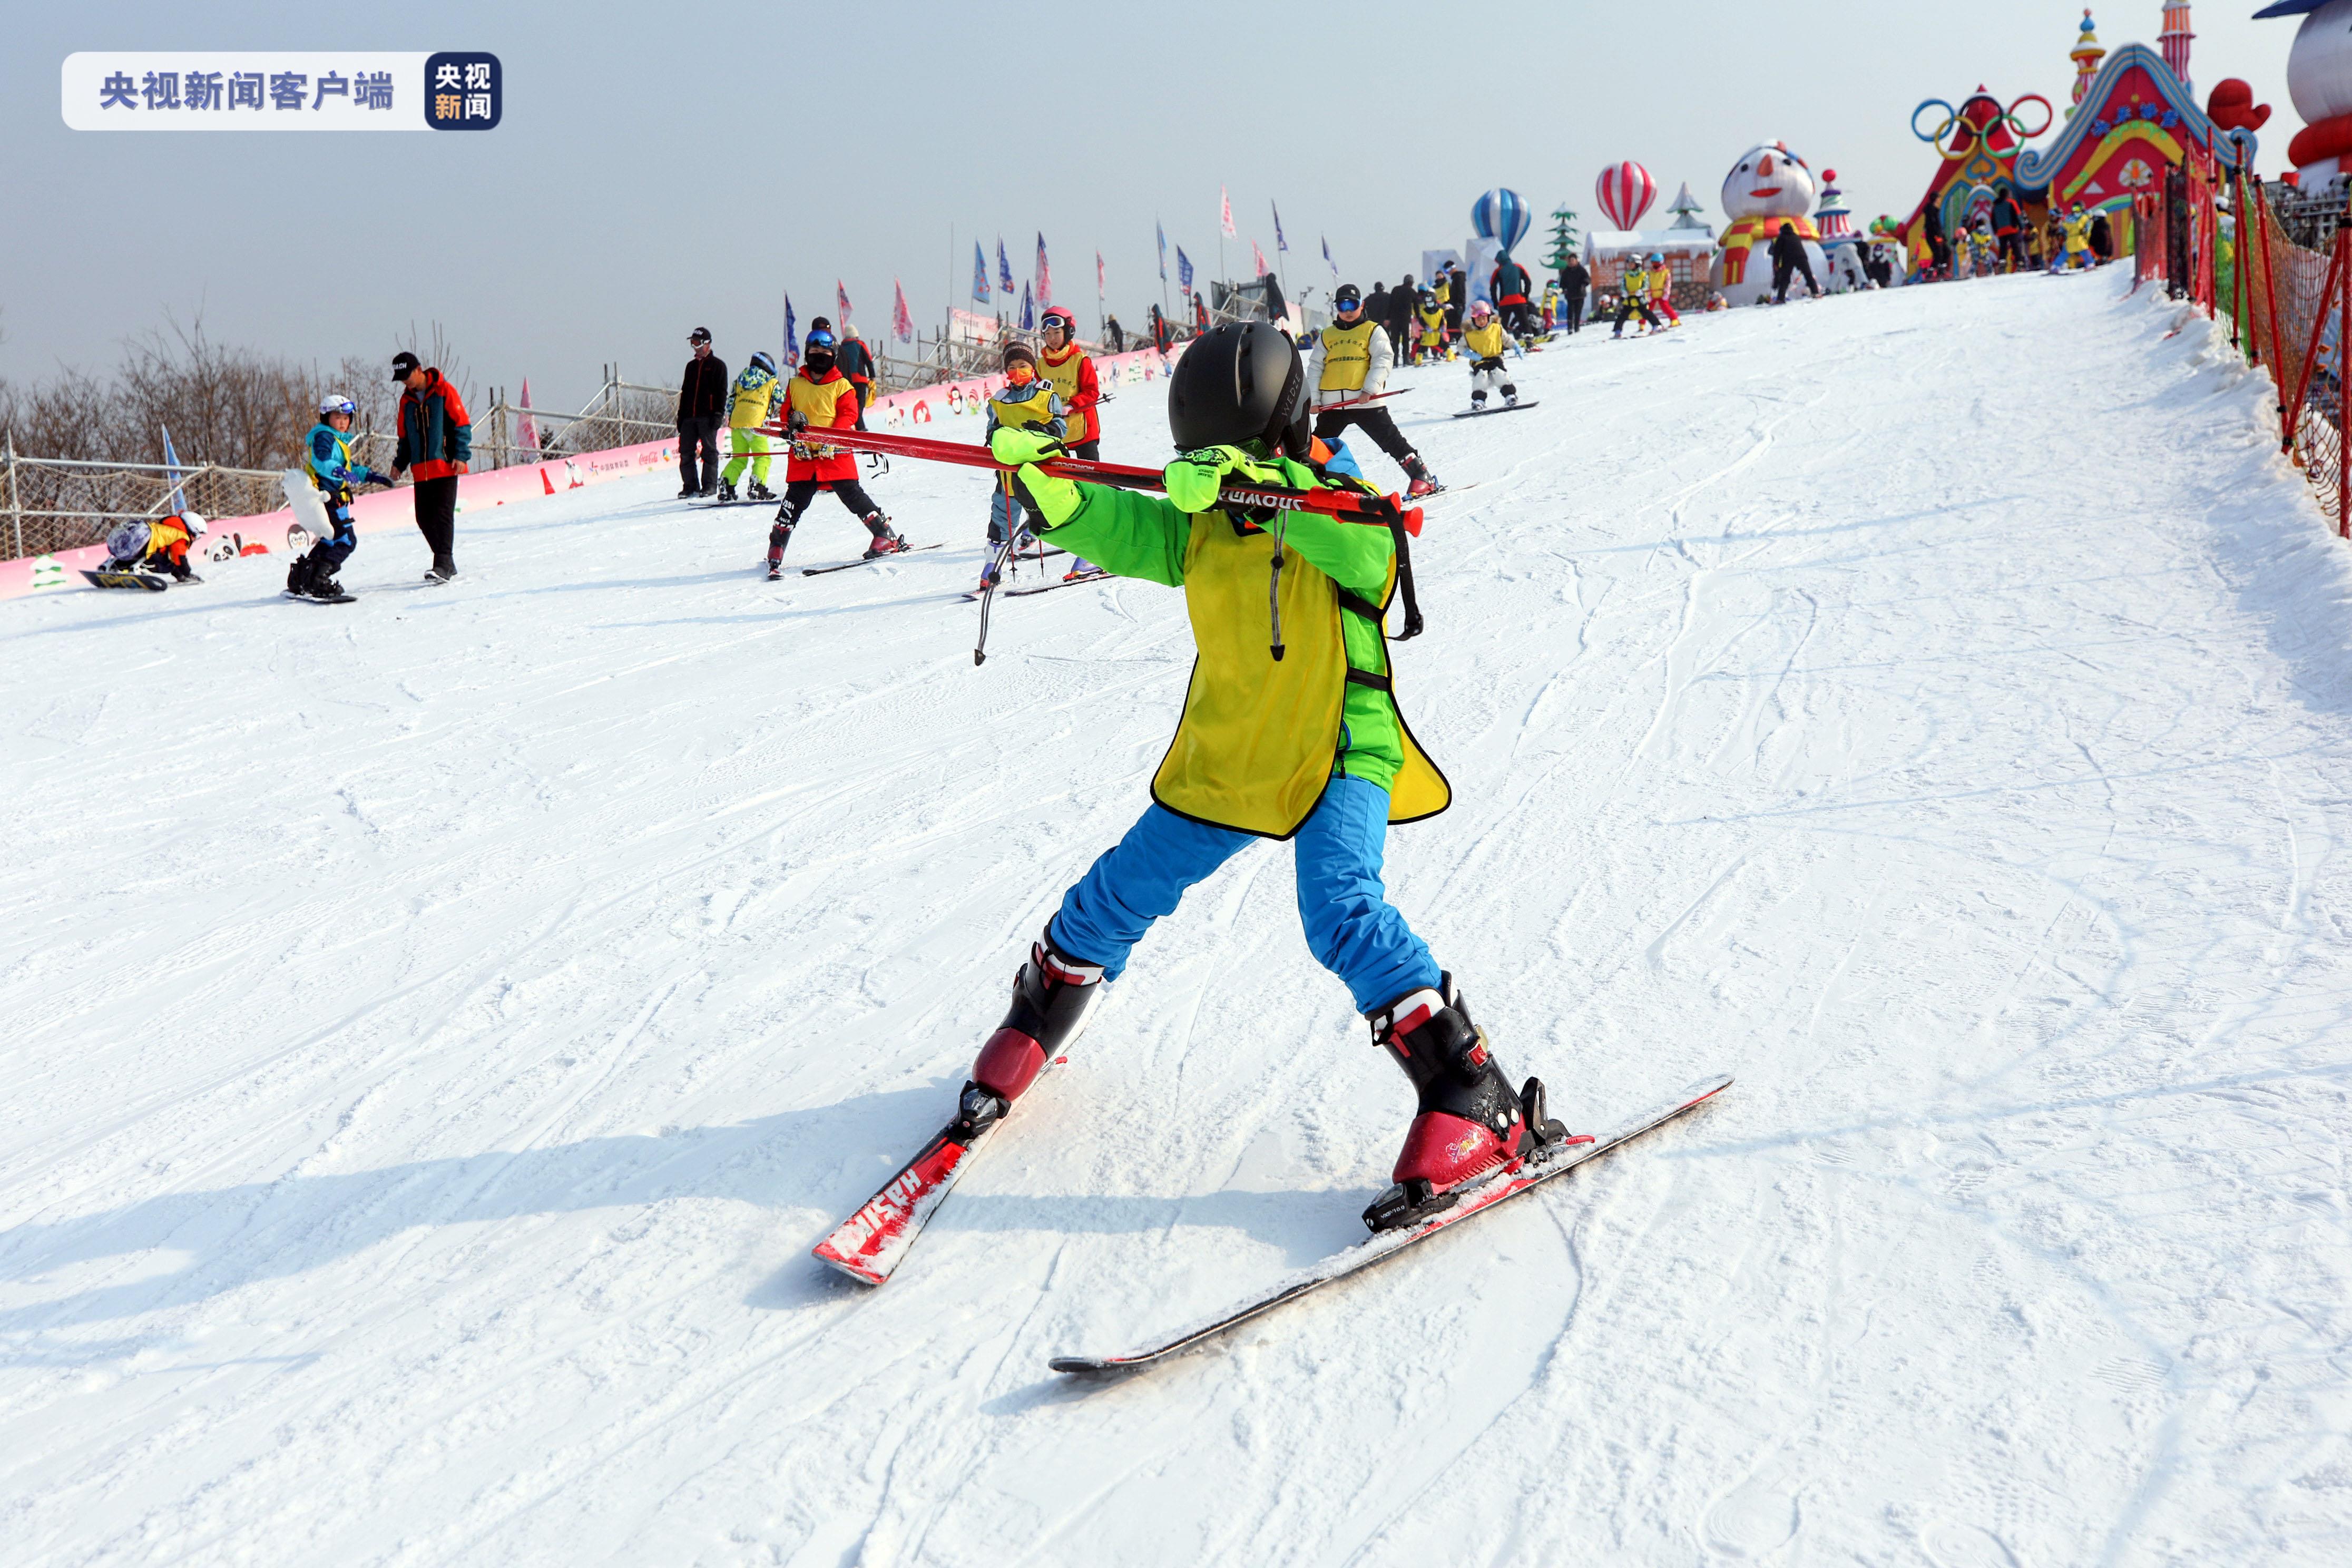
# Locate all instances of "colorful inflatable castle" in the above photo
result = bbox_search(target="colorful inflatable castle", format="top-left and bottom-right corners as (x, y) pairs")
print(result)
(1899, 87), (2053, 277)
(1899, 9), (2255, 280)
(2012, 18), (2252, 233)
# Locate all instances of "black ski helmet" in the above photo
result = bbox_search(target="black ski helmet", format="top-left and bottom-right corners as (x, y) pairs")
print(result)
(1167, 321), (1306, 454)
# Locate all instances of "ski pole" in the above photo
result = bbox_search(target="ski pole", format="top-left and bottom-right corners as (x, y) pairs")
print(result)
(973, 526), (1018, 667)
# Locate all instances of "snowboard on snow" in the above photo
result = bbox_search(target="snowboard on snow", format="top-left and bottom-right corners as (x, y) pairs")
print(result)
(1453, 400), (1541, 419)
(1047, 1074), (1732, 1376)
(81, 567), (173, 591)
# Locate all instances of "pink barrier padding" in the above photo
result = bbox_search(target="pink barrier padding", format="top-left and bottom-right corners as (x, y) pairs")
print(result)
(4, 344), (1186, 601)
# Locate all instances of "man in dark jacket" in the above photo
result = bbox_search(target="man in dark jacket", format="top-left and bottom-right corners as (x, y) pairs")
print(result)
(835, 325), (878, 428)
(1489, 252), (1535, 338)
(1990, 193), (2025, 273)
(677, 327), (728, 497)
(390, 350), (471, 582)
(1444, 263), (1469, 340)
(1559, 255), (1592, 333)
(1770, 223), (1822, 303)
(1105, 313), (1125, 353)
(1386, 276), (1418, 355)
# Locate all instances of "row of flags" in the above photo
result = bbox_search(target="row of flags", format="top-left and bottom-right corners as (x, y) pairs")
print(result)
(771, 273), (919, 366)
(484, 192), (1340, 462)
(971, 233), (1063, 310)
(752, 193), (1347, 367)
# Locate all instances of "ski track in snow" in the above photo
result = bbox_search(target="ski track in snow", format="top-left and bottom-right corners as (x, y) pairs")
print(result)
(5, 277), (2352, 1566)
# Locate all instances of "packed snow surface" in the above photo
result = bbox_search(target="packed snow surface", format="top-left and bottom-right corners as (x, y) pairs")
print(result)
(6, 276), (2352, 1567)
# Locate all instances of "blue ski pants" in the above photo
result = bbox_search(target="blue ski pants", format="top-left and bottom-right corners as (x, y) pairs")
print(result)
(1047, 775), (1440, 1014)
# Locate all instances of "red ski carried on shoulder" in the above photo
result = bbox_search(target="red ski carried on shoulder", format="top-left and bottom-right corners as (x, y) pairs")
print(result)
(755, 422), (1423, 537)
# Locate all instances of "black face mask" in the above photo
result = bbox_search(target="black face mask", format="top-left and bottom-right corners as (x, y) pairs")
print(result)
(805, 350), (836, 373)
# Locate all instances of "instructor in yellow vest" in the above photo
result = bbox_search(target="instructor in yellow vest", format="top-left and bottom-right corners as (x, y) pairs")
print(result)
(1306, 282), (1442, 497)
(949, 321), (1571, 1234)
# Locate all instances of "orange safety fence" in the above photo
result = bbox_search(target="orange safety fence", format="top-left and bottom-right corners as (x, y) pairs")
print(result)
(2238, 177), (2349, 537)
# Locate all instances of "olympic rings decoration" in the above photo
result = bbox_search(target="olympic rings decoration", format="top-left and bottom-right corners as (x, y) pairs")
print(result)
(1911, 93), (2055, 159)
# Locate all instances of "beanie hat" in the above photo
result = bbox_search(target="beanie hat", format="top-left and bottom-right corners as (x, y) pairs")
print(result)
(1003, 341), (1038, 369)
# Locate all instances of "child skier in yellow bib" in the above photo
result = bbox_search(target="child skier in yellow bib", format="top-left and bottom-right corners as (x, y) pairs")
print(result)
(954, 322), (1573, 1232)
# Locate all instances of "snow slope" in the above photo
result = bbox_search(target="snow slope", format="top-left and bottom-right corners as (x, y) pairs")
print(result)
(6, 275), (2352, 1567)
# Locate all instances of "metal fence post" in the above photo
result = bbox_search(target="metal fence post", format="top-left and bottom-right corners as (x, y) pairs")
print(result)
(5, 434), (21, 561)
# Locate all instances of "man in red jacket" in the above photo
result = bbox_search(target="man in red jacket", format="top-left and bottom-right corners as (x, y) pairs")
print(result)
(765, 329), (907, 579)
(390, 350), (471, 583)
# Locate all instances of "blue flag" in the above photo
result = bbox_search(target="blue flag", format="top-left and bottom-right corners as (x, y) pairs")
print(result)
(1272, 201), (1288, 253)
(971, 241), (989, 302)
(997, 239), (1014, 296)
(161, 425), (187, 513)
(784, 293), (799, 366)
(1019, 281), (1034, 331)
(1177, 246), (1194, 291)
(1157, 220), (1168, 280)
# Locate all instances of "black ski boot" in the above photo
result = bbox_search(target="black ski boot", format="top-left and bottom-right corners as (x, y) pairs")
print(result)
(747, 480), (775, 502)
(285, 556), (313, 596)
(1361, 974), (1566, 1233)
(951, 932), (1105, 1140)
(716, 479), (737, 503)
(861, 514), (908, 560)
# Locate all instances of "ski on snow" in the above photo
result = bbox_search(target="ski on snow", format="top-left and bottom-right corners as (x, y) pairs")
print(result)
(797, 542), (944, 576)
(1452, 400), (1542, 419)
(1007, 571), (1110, 597)
(812, 1054), (1074, 1285)
(1046, 1073), (1732, 1376)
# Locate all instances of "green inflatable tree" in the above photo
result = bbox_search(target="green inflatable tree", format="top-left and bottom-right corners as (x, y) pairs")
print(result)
(1543, 204), (1581, 269)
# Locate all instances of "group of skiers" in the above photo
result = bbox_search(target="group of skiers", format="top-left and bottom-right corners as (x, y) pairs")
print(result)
(975, 307), (1104, 592)
(1917, 193), (2114, 281)
(1605, 252), (1691, 336)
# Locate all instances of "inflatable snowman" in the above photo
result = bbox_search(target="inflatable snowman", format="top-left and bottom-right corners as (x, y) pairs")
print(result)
(2258, 0), (2352, 183)
(1710, 141), (1829, 306)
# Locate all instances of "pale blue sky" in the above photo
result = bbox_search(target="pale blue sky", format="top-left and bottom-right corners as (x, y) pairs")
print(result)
(1, 1), (2299, 417)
